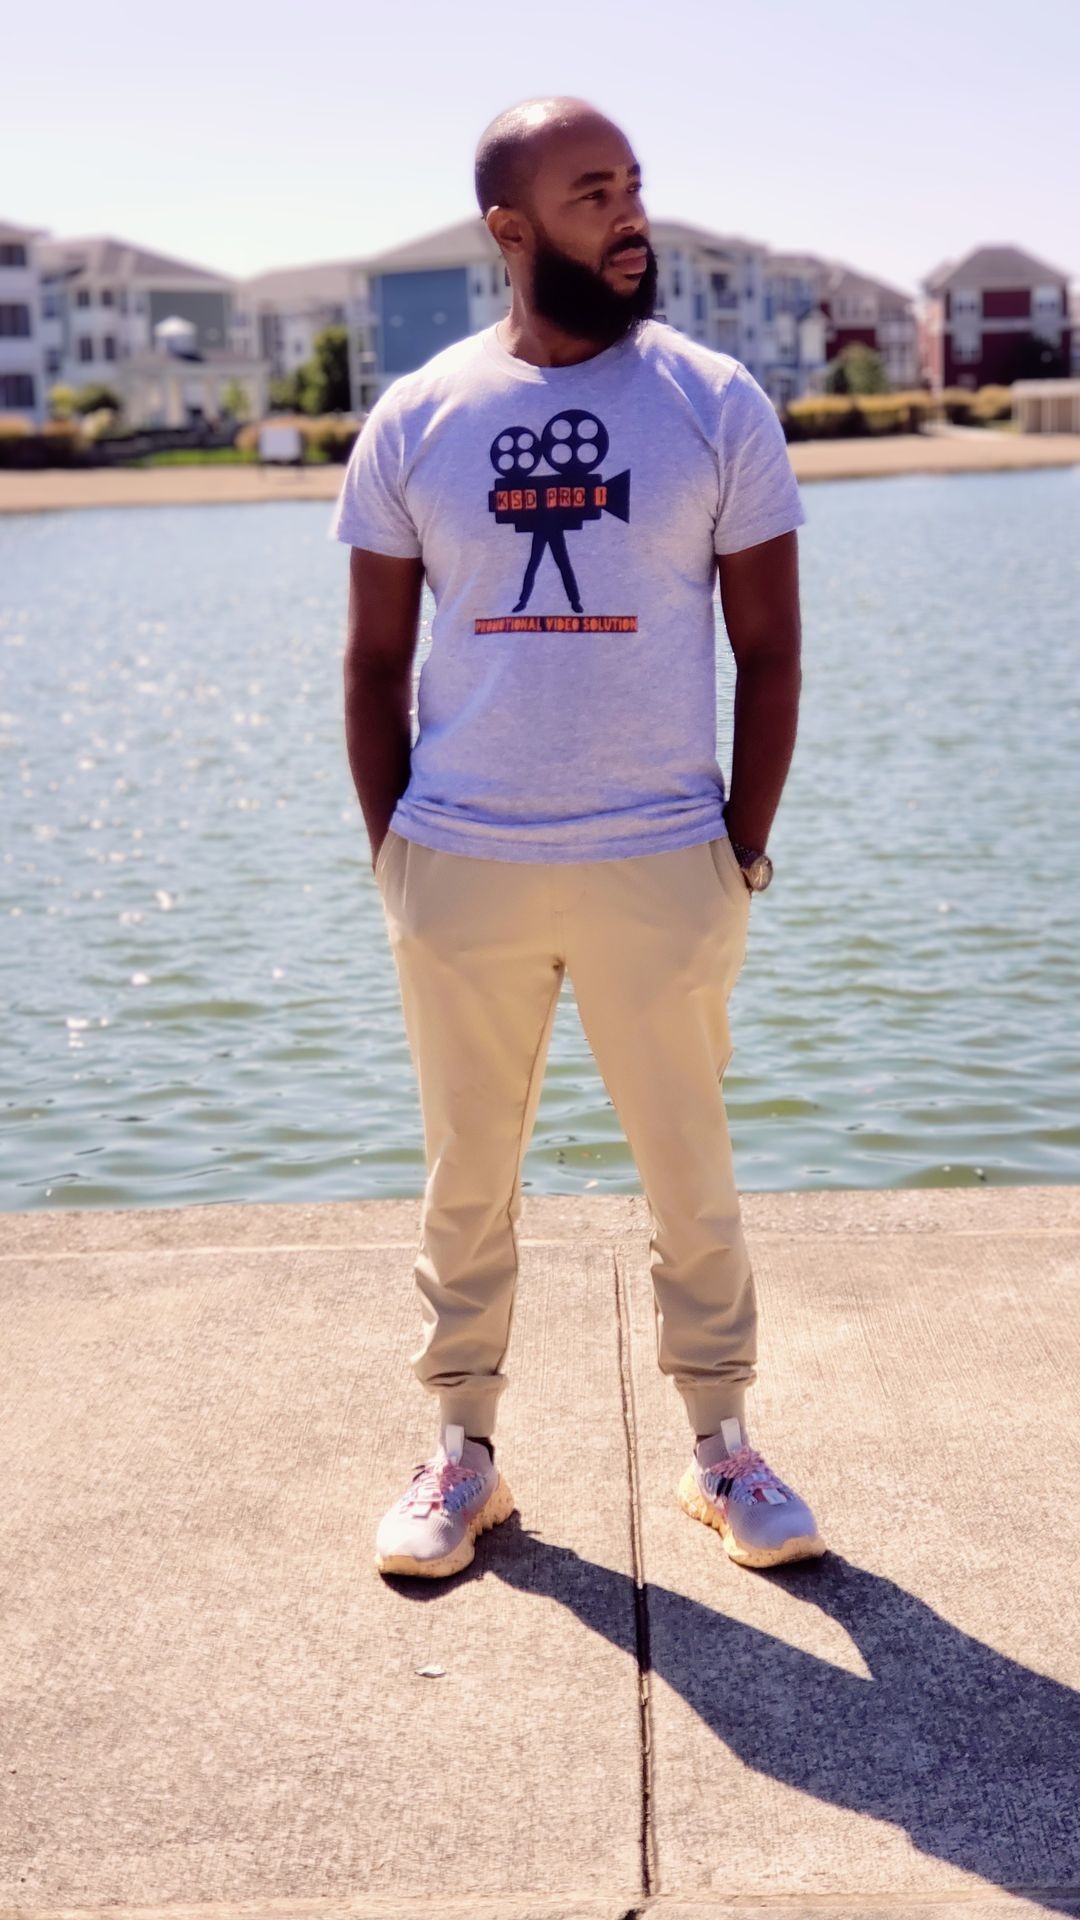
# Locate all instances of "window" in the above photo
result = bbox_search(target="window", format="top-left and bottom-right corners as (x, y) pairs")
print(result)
(76, 288), (91, 308)
(953, 334), (980, 362)
(101, 288), (114, 306)
(0, 372), (35, 405)
(951, 288), (980, 318)
(78, 337), (93, 361)
(672, 270), (682, 299)
(694, 290), (705, 322)
(0, 243), (29, 268)
(0, 304), (31, 337)
(104, 336), (116, 360)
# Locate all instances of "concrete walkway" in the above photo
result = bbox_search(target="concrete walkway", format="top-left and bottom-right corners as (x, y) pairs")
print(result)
(1, 1186), (1077, 1920)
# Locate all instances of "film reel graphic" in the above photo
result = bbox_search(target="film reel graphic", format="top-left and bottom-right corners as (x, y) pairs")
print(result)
(487, 409), (629, 614)
(541, 410), (609, 475)
(490, 425), (543, 483)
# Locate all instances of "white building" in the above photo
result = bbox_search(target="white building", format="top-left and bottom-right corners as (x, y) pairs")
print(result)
(37, 233), (270, 426)
(1, 218), (49, 424)
(232, 257), (354, 390)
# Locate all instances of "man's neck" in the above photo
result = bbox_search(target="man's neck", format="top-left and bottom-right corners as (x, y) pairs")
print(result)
(496, 305), (631, 370)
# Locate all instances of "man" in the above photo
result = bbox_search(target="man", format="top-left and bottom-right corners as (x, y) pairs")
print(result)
(329, 96), (826, 1580)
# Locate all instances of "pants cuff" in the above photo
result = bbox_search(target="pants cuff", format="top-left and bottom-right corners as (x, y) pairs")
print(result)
(436, 1388), (502, 1441)
(677, 1382), (749, 1440)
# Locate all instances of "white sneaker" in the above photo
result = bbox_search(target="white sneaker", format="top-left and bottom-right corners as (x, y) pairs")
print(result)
(678, 1415), (826, 1568)
(375, 1423), (515, 1579)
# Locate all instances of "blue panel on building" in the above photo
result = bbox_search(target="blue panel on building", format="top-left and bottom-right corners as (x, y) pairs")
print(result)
(377, 267), (470, 376)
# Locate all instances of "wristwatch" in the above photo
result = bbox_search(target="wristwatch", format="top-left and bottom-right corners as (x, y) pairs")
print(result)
(727, 832), (774, 893)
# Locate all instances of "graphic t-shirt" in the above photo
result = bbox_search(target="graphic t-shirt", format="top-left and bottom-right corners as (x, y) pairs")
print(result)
(327, 318), (806, 862)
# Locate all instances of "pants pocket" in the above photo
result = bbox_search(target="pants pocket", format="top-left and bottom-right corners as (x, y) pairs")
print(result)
(709, 832), (751, 912)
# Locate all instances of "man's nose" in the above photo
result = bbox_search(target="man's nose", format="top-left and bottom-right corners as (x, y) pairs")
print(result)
(612, 199), (648, 239)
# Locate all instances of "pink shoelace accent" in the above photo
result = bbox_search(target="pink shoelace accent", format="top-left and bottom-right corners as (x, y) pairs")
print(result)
(706, 1443), (792, 1502)
(400, 1453), (479, 1513)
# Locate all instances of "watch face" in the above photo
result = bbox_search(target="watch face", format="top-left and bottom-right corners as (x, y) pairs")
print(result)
(746, 854), (773, 891)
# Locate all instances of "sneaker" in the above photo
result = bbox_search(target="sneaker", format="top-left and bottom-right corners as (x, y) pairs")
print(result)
(677, 1415), (826, 1569)
(374, 1423), (515, 1579)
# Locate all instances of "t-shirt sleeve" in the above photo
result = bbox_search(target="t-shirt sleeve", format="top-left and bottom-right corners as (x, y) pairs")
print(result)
(326, 390), (422, 558)
(712, 363), (807, 556)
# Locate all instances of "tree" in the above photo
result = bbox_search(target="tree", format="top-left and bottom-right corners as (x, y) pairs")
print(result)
(71, 382), (123, 416)
(823, 342), (889, 395)
(298, 325), (351, 415)
(220, 379), (252, 421)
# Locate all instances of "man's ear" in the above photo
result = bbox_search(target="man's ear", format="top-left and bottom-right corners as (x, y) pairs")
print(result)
(486, 206), (530, 264)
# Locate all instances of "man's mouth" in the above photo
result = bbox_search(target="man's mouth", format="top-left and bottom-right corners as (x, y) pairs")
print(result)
(610, 246), (649, 275)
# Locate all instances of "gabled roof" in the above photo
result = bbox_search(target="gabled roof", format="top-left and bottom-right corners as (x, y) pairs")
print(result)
(922, 244), (1071, 293)
(360, 213), (769, 277)
(362, 218), (501, 274)
(823, 261), (915, 309)
(36, 234), (233, 285)
(236, 258), (359, 306)
(0, 218), (50, 240)
(647, 217), (766, 256)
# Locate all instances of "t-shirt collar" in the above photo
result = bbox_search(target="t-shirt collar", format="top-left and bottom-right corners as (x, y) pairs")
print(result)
(480, 319), (648, 385)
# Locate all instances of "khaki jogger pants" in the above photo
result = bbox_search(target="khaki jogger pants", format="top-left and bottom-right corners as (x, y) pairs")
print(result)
(373, 825), (758, 1441)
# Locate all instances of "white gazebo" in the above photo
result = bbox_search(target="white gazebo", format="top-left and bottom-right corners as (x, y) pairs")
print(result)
(1011, 379), (1080, 434)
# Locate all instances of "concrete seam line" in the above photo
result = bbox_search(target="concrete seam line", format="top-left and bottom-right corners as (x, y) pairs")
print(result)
(613, 1245), (658, 1902)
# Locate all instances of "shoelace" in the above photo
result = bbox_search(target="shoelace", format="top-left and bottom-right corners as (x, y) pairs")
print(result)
(704, 1442), (792, 1504)
(399, 1453), (479, 1513)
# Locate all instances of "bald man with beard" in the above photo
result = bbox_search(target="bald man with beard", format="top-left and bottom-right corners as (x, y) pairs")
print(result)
(330, 96), (826, 1580)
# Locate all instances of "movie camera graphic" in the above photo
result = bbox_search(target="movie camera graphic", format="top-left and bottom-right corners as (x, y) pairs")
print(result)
(487, 409), (630, 614)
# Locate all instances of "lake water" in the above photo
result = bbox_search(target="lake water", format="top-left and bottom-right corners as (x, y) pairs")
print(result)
(2, 465), (1078, 1210)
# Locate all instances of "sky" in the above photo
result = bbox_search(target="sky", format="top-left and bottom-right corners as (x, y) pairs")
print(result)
(7, 0), (1079, 298)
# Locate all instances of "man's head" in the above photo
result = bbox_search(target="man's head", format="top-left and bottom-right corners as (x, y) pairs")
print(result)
(474, 97), (658, 346)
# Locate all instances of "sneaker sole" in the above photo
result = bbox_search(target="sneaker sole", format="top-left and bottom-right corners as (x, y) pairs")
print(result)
(374, 1472), (516, 1580)
(677, 1466), (827, 1569)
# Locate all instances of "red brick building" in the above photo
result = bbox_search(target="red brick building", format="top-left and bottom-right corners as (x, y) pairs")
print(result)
(921, 245), (1072, 390)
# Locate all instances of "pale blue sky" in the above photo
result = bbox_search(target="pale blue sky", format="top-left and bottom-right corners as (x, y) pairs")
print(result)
(8, 0), (1078, 296)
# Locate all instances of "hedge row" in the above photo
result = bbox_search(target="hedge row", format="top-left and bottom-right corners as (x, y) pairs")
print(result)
(782, 386), (1014, 440)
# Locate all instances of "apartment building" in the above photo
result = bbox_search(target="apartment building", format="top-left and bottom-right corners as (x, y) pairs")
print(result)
(819, 263), (920, 389)
(233, 258), (353, 389)
(348, 215), (772, 402)
(759, 252), (828, 407)
(0, 218), (49, 424)
(37, 234), (269, 426)
(921, 245), (1073, 389)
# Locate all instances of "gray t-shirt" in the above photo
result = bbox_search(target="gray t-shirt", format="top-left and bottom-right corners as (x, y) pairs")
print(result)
(328, 318), (806, 862)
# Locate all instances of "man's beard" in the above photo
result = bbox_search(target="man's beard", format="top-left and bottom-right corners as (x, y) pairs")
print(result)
(529, 228), (658, 344)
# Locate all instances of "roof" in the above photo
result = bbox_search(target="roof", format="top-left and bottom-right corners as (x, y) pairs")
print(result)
(822, 261), (916, 309)
(235, 258), (359, 307)
(922, 244), (1072, 293)
(362, 218), (502, 274)
(360, 213), (769, 277)
(0, 218), (50, 240)
(36, 234), (234, 286)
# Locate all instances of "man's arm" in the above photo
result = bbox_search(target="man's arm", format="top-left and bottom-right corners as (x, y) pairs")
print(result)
(715, 528), (802, 855)
(342, 546), (425, 873)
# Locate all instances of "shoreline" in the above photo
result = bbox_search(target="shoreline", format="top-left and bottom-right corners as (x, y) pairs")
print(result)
(2, 429), (1079, 514)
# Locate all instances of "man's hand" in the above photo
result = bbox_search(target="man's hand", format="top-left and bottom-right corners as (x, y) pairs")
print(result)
(715, 529), (802, 852)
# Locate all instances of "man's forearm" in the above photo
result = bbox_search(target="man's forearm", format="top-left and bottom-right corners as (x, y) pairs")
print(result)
(724, 654), (801, 851)
(343, 661), (413, 855)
